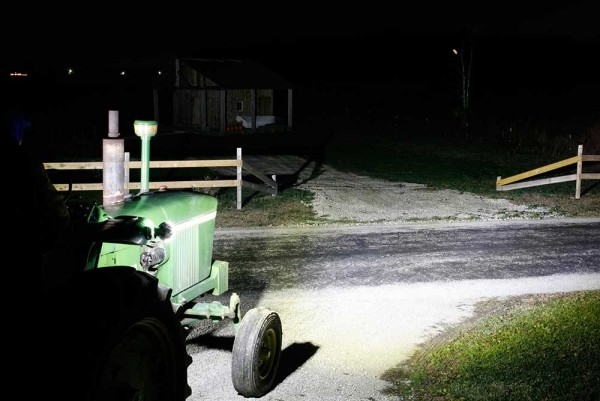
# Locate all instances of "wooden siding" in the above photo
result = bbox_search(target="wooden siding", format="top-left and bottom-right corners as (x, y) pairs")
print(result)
(207, 90), (220, 129)
(174, 88), (274, 129)
(174, 65), (275, 130)
(257, 90), (273, 115)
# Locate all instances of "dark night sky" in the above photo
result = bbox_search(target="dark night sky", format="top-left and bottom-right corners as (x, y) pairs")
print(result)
(4, 1), (599, 69)
(3, 1), (599, 131)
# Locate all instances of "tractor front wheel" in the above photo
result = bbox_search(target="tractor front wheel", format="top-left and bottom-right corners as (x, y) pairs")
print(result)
(231, 307), (282, 398)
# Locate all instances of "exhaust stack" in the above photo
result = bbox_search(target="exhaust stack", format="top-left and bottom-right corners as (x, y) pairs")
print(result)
(103, 110), (124, 205)
(133, 120), (158, 193)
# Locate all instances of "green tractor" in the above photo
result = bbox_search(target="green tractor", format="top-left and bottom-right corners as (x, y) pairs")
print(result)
(42, 121), (282, 400)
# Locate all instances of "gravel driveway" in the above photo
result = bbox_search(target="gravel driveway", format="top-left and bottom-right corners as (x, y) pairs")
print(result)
(195, 156), (597, 400)
(190, 219), (600, 400)
(238, 154), (560, 224)
(291, 159), (561, 224)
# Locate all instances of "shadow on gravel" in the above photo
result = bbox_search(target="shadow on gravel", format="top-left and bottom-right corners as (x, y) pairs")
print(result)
(273, 342), (320, 387)
(185, 334), (320, 384)
(185, 337), (319, 391)
(187, 333), (235, 350)
(238, 129), (335, 196)
(285, 129), (334, 190)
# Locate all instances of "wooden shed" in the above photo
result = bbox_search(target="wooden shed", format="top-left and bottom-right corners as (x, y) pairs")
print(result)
(168, 58), (294, 133)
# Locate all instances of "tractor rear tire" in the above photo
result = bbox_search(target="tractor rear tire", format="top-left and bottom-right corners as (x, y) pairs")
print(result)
(43, 267), (192, 401)
(231, 307), (282, 398)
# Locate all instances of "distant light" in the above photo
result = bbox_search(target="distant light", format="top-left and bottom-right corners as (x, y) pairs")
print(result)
(67, 68), (74, 75)
(157, 70), (162, 75)
(9, 72), (28, 77)
(120, 70), (126, 76)
(452, 49), (458, 55)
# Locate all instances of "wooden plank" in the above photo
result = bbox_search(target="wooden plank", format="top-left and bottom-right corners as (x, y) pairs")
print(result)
(124, 152), (130, 194)
(54, 180), (240, 191)
(496, 174), (577, 191)
(576, 145), (583, 199)
(200, 89), (207, 131)
(47, 159), (243, 170)
(220, 89), (226, 132)
(583, 155), (600, 162)
(54, 183), (103, 191)
(242, 180), (277, 195)
(496, 155), (581, 186)
(237, 148), (242, 210)
(243, 161), (278, 189)
(128, 180), (239, 190)
(128, 159), (241, 169)
(581, 173), (600, 180)
(174, 86), (228, 91)
(45, 161), (103, 170)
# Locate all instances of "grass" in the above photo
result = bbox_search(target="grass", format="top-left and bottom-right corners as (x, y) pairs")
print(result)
(213, 187), (321, 228)
(323, 132), (597, 196)
(63, 130), (600, 228)
(211, 131), (599, 227)
(60, 131), (599, 227)
(381, 290), (600, 401)
(52, 122), (600, 228)
(63, 186), (322, 228)
(209, 133), (599, 401)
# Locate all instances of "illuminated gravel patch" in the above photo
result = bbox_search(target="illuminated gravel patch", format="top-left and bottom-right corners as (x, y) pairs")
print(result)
(256, 273), (600, 377)
(296, 163), (560, 223)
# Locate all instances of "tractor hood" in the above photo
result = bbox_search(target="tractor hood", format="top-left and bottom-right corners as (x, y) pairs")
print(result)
(101, 190), (218, 228)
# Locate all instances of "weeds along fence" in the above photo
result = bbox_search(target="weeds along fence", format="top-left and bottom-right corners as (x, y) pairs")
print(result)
(44, 147), (277, 210)
(496, 145), (600, 198)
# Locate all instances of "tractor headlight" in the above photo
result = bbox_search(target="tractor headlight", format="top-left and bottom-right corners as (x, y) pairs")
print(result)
(140, 245), (166, 271)
(156, 221), (174, 240)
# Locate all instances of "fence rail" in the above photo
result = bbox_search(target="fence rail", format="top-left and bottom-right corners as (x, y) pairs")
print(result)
(44, 147), (277, 209)
(496, 145), (600, 199)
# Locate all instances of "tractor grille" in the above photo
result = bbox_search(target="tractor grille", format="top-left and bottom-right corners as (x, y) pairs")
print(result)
(171, 223), (200, 294)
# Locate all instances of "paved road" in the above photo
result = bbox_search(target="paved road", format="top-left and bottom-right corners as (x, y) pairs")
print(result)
(185, 218), (600, 400)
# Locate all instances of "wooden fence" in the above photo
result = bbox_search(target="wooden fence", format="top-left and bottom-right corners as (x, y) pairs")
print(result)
(44, 147), (278, 210)
(496, 145), (600, 199)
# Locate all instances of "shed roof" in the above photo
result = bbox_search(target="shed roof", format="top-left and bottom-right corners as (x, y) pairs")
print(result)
(180, 58), (294, 89)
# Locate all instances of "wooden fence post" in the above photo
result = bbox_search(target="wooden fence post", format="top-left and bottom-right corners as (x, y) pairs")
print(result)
(124, 151), (130, 196)
(575, 144), (583, 199)
(237, 147), (242, 210)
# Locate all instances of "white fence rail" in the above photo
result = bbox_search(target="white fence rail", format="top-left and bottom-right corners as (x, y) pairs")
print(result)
(44, 147), (277, 209)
